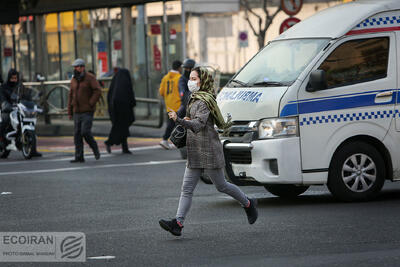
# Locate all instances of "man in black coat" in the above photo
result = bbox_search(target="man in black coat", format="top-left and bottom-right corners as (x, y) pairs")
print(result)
(104, 68), (136, 154)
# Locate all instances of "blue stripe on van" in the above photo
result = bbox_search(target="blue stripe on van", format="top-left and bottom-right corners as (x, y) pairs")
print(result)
(280, 90), (398, 117)
(299, 110), (397, 126)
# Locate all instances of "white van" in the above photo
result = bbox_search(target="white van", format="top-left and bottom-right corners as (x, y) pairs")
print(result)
(217, 0), (400, 201)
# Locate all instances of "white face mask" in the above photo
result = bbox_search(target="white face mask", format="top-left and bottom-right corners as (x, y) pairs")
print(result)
(188, 80), (200, 92)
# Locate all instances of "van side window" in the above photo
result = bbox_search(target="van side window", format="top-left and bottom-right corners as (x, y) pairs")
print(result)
(318, 37), (389, 89)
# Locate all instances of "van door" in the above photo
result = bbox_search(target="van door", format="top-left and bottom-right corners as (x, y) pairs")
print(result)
(297, 33), (396, 172)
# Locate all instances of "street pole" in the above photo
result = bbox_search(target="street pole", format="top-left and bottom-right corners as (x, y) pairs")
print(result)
(27, 18), (32, 81)
(162, 0), (169, 73)
(73, 11), (78, 59)
(181, 0), (186, 60)
(107, 8), (112, 72)
(57, 13), (62, 80)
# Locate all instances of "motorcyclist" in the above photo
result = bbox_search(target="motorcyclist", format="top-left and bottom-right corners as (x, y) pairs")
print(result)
(0, 69), (42, 157)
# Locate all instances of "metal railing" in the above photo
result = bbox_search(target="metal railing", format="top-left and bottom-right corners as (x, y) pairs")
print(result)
(23, 78), (164, 128)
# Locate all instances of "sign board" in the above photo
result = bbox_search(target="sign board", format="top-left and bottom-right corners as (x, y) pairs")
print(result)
(97, 41), (106, 52)
(169, 29), (177, 40)
(279, 17), (301, 34)
(113, 40), (122, 50)
(98, 51), (108, 75)
(281, 0), (303, 16)
(150, 24), (161, 35)
(238, 31), (248, 48)
(3, 48), (12, 57)
(153, 45), (162, 71)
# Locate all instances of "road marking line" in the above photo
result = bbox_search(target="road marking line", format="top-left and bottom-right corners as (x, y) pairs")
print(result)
(0, 159), (186, 176)
(87, 256), (116, 260)
(1, 192), (12, 195)
(0, 145), (161, 166)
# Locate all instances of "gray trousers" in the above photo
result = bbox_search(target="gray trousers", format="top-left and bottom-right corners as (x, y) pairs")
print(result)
(73, 112), (99, 159)
(176, 167), (249, 224)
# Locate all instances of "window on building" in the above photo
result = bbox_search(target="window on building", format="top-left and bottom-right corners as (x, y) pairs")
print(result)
(319, 37), (389, 89)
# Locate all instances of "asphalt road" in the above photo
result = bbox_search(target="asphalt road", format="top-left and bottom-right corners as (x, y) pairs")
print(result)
(1, 139), (400, 266)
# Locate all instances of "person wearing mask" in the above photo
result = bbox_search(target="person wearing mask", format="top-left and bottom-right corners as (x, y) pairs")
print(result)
(159, 67), (258, 237)
(177, 59), (196, 118)
(67, 58), (102, 163)
(104, 68), (136, 154)
(159, 60), (182, 150)
(0, 69), (42, 157)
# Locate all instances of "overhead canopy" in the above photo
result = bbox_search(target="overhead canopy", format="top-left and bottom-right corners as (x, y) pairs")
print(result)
(20, 0), (174, 16)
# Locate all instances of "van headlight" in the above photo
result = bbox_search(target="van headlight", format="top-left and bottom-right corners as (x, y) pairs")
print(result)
(258, 117), (298, 139)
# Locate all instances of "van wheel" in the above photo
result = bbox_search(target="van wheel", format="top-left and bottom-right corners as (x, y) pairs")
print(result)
(327, 142), (385, 202)
(264, 184), (309, 198)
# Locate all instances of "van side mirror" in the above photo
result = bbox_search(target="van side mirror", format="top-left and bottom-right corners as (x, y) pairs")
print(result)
(306, 70), (327, 92)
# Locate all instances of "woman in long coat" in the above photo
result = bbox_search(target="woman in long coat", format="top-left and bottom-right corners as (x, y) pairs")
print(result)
(159, 67), (258, 236)
(105, 68), (136, 153)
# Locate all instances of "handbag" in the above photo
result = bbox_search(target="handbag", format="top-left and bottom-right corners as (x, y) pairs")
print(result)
(169, 124), (187, 148)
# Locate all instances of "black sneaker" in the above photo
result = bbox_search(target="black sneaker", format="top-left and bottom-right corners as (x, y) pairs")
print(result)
(159, 218), (183, 236)
(93, 149), (100, 160)
(104, 141), (111, 154)
(32, 151), (42, 157)
(70, 158), (85, 163)
(244, 198), (258, 224)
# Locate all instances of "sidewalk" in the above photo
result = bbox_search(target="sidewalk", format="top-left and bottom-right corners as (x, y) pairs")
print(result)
(37, 135), (161, 154)
(36, 119), (167, 138)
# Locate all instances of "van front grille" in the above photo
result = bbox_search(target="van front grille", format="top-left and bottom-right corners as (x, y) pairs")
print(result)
(228, 150), (252, 164)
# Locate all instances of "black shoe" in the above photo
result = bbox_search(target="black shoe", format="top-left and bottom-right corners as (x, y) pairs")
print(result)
(70, 158), (85, 163)
(31, 151), (42, 157)
(122, 140), (131, 154)
(94, 149), (100, 160)
(122, 149), (132, 154)
(104, 141), (111, 154)
(159, 219), (183, 236)
(244, 198), (258, 224)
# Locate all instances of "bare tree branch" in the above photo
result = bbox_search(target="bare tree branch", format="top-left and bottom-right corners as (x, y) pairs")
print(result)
(240, 0), (262, 21)
(263, 0), (270, 18)
(243, 9), (258, 37)
(240, 0), (282, 49)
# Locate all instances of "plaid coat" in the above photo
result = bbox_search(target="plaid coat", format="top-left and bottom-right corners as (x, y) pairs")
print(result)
(176, 99), (225, 169)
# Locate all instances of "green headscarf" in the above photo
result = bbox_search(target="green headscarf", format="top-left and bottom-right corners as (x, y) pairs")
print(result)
(189, 67), (232, 131)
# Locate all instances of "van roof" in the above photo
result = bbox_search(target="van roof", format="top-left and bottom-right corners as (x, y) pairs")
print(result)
(276, 0), (400, 40)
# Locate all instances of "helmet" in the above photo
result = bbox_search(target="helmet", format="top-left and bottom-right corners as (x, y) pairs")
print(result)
(182, 59), (196, 69)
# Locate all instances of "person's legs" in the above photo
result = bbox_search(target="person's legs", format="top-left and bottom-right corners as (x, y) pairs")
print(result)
(0, 112), (10, 139)
(206, 168), (258, 224)
(163, 117), (175, 140)
(160, 117), (175, 149)
(121, 137), (131, 153)
(31, 134), (42, 157)
(81, 112), (100, 160)
(72, 113), (84, 161)
(205, 168), (249, 207)
(175, 167), (202, 224)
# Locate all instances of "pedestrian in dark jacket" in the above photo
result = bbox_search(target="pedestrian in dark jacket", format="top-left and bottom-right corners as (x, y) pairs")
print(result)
(104, 68), (136, 154)
(68, 58), (102, 163)
(177, 59), (196, 118)
(159, 67), (258, 237)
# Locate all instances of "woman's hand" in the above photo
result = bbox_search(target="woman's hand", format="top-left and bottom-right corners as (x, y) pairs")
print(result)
(168, 111), (178, 121)
(183, 117), (191, 121)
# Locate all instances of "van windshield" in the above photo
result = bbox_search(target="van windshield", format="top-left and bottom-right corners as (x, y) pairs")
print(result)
(229, 38), (330, 87)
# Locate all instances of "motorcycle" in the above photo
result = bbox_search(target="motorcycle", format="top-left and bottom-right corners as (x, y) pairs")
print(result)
(0, 99), (42, 159)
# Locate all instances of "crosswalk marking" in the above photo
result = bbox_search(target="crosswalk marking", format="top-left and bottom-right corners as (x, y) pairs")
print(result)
(0, 159), (186, 176)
